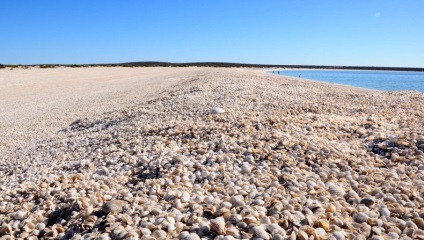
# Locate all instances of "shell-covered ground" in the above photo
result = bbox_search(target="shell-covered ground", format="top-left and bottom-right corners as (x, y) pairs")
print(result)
(1, 68), (423, 240)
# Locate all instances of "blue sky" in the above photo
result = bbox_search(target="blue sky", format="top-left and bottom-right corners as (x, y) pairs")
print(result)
(1, 1), (423, 67)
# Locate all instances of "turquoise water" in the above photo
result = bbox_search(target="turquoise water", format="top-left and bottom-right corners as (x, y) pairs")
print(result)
(271, 69), (424, 92)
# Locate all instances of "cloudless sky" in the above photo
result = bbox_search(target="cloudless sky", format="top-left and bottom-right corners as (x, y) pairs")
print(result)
(1, 1), (423, 67)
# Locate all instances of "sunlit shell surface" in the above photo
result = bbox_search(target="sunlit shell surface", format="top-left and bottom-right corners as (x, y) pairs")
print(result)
(0, 68), (423, 239)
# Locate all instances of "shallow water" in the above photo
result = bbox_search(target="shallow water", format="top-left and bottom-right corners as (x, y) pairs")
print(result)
(271, 69), (424, 92)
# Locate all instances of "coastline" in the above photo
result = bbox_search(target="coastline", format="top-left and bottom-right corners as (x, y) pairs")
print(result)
(1, 67), (423, 239)
(267, 69), (424, 92)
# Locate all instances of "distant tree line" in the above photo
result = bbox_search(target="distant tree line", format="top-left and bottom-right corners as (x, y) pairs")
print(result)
(1, 62), (423, 72)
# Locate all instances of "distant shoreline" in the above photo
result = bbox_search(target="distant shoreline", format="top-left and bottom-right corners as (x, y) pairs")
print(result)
(1, 61), (423, 72)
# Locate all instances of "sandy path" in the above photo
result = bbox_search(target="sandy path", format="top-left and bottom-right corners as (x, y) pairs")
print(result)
(0, 67), (202, 152)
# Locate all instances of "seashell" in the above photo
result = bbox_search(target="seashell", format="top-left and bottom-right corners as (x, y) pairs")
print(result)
(316, 227), (326, 235)
(140, 227), (152, 236)
(182, 233), (201, 240)
(215, 207), (230, 217)
(112, 227), (128, 240)
(271, 234), (285, 240)
(120, 213), (134, 225)
(225, 226), (240, 237)
(52, 224), (65, 234)
(329, 216), (345, 227)
(44, 228), (58, 238)
(327, 183), (346, 197)
(326, 204), (337, 213)
(332, 231), (345, 240)
(96, 233), (111, 240)
(14, 210), (27, 220)
(260, 216), (272, 225)
(82, 215), (97, 230)
(0, 224), (12, 234)
(150, 208), (162, 216)
(210, 107), (225, 115)
(179, 231), (190, 239)
(346, 222), (363, 231)
(243, 216), (259, 225)
(198, 222), (211, 236)
(205, 195), (214, 204)
(387, 232), (399, 239)
(140, 210), (150, 217)
(318, 219), (330, 231)
(387, 225), (401, 235)
(154, 217), (166, 225)
(378, 207), (390, 217)
(367, 218), (379, 226)
(34, 212), (45, 223)
(403, 227), (415, 237)
(355, 212), (369, 223)
(187, 214), (200, 225)
(251, 226), (270, 239)
(372, 226), (382, 235)
(12, 220), (19, 230)
(221, 201), (232, 209)
(181, 192), (191, 203)
(264, 223), (282, 234)
(413, 230), (424, 240)
(307, 180), (316, 189)
(203, 205), (216, 218)
(32, 229), (40, 236)
(75, 197), (90, 210)
(126, 230), (139, 239)
(297, 230), (309, 240)
(152, 229), (167, 239)
(36, 222), (46, 231)
(20, 232), (30, 239)
(288, 214), (302, 226)
(360, 196), (375, 206)
(237, 221), (248, 229)
(23, 222), (35, 233)
(210, 217), (226, 235)
(305, 214), (317, 226)
(413, 218), (424, 229)
(294, 211), (306, 221)
(229, 196), (245, 207)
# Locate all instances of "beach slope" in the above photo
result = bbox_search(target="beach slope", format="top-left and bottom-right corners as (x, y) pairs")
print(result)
(1, 67), (423, 239)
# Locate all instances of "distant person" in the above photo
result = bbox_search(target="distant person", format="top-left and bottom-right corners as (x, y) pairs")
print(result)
(278, 71), (280, 75)
(299, 74), (301, 78)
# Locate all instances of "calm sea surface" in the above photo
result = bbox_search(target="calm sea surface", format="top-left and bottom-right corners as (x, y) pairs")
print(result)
(271, 70), (424, 92)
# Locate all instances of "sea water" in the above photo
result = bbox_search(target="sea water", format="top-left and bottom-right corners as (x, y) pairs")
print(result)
(271, 70), (424, 92)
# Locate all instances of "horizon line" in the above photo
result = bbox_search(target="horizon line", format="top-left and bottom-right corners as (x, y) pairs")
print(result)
(1, 61), (423, 72)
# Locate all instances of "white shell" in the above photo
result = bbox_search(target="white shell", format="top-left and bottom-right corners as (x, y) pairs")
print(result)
(327, 183), (346, 197)
(252, 226), (270, 239)
(210, 107), (225, 114)
(182, 233), (201, 240)
(210, 217), (226, 235)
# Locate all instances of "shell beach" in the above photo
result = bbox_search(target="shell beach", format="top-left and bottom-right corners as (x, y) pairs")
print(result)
(0, 67), (423, 239)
